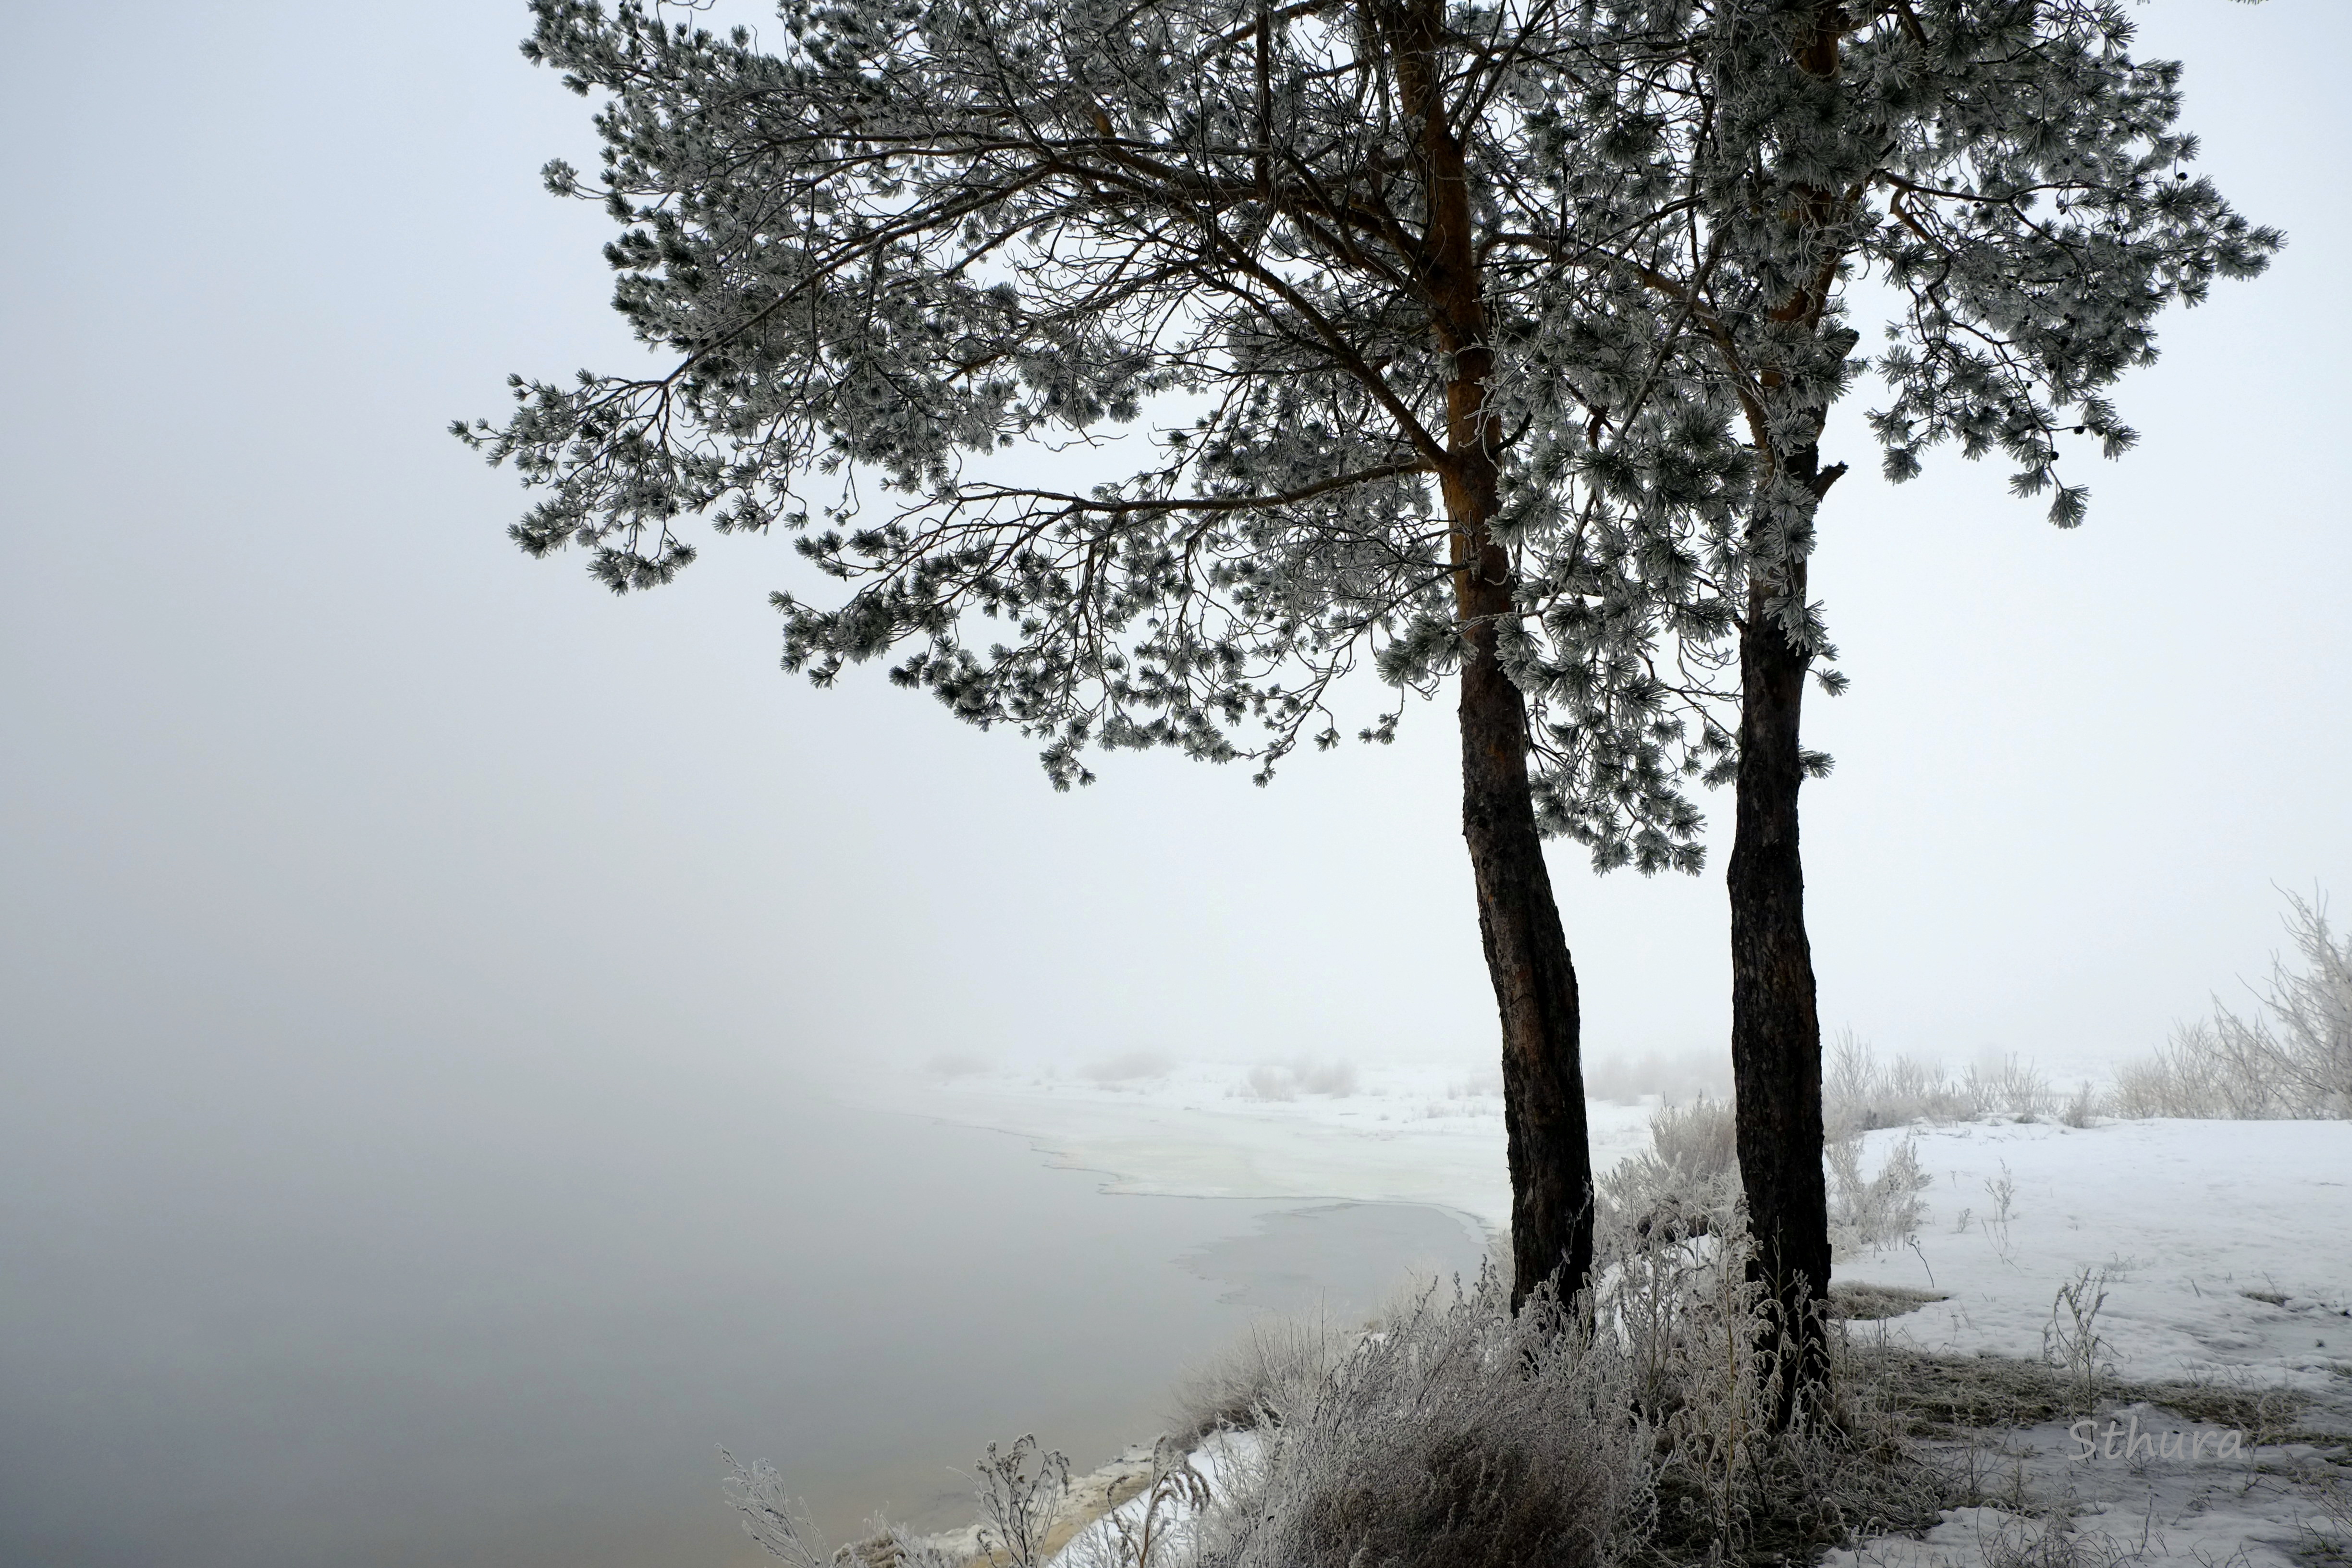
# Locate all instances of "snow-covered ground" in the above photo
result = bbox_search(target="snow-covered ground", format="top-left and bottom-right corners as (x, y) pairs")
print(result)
(1838, 1117), (2352, 1387)
(855, 1059), (2352, 1566)
(856, 1058), (1659, 1235)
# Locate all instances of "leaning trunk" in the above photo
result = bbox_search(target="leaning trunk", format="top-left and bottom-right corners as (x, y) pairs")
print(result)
(1727, 454), (1832, 1428)
(1389, 0), (1594, 1310)
(1457, 587), (1595, 1310)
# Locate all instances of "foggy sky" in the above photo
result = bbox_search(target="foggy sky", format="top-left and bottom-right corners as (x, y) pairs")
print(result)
(3, 5), (2347, 1564)
(4, 5), (2347, 1171)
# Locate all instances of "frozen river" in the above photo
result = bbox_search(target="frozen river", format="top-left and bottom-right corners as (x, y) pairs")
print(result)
(0, 1044), (1480, 1568)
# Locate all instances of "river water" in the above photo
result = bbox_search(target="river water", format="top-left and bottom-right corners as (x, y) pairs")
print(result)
(0, 1041), (1480, 1568)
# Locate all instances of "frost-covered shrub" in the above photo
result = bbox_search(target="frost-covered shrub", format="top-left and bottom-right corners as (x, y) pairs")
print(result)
(2111, 892), (2350, 1120)
(1167, 1311), (1354, 1441)
(1599, 1096), (1741, 1241)
(1599, 1197), (1767, 1454)
(1062, 1438), (1214, 1568)
(2039, 1264), (2114, 1414)
(1605, 1077), (1930, 1264)
(1961, 1056), (2055, 1122)
(1972, 1509), (2137, 1568)
(1593, 1198), (1933, 1557)
(2109, 1031), (2259, 1119)
(1209, 1271), (1651, 1568)
(1827, 1133), (1928, 1257)
(723, 1450), (962, 1568)
(1646, 1096), (1740, 1184)
(1826, 1033), (1951, 1131)
(973, 1434), (1074, 1568)
(1825, 1034), (2052, 1131)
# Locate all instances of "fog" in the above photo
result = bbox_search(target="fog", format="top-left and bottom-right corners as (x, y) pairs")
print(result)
(2, 2), (2346, 1565)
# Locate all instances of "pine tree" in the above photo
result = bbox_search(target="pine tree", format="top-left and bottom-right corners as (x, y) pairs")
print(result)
(1627, 0), (2277, 1424)
(464, 0), (1746, 1307)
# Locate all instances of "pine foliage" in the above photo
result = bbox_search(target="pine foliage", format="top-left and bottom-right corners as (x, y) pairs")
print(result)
(464, 0), (2273, 869)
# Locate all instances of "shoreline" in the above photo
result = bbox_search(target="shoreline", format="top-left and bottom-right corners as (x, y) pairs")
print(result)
(816, 1067), (2352, 1566)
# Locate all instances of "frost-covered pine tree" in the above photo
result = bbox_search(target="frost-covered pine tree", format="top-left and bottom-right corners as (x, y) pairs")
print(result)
(464, 0), (1755, 1305)
(1593, 0), (2276, 1423)
(461, 0), (2272, 1335)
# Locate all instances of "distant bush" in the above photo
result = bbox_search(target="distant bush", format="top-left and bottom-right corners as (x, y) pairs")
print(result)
(1447, 1069), (1504, 1100)
(2111, 890), (2351, 1120)
(1239, 1066), (1295, 1102)
(923, 1052), (993, 1079)
(2109, 1031), (2268, 1119)
(1235, 1059), (1357, 1101)
(1580, 1048), (1733, 1105)
(1960, 1055), (2055, 1122)
(1824, 1033), (2051, 1133)
(1292, 1060), (1358, 1097)
(1087, 1050), (1175, 1084)
(1826, 1133), (1928, 1257)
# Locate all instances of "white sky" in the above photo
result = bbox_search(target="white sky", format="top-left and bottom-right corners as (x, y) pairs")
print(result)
(3, 0), (2346, 1112)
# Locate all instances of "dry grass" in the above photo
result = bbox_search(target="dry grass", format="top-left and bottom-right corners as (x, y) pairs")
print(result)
(1830, 1283), (1949, 1322)
(1164, 1311), (1353, 1443)
(1839, 1344), (2089, 1439)
(1834, 1340), (2322, 1446)
(1209, 1270), (1652, 1568)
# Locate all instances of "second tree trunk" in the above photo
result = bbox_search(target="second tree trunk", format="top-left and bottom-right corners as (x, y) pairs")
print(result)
(1728, 488), (1832, 1428)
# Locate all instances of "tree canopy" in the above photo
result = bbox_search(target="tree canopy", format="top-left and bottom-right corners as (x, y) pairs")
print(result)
(468, 0), (2269, 848)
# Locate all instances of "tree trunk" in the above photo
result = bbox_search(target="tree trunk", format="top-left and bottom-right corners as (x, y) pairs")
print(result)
(1458, 584), (1595, 1311)
(1389, 0), (1594, 1311)
(1726, 0), (1848, 1425)
(1728, 451), (1832, 1429)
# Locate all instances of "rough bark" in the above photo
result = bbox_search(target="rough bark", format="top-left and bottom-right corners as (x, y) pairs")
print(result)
(1721, 0), (1850, 1432)
(1459, 579), (1596, 1310)
(1728, 447), (1832, 1429)
(1389, 0), (1595, 1309)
